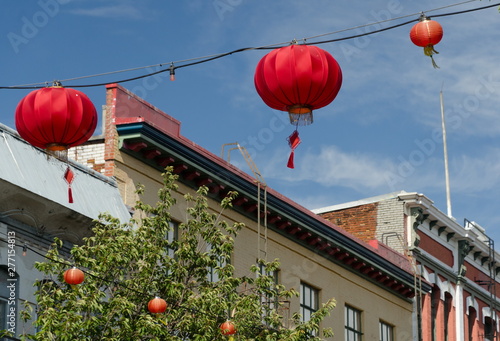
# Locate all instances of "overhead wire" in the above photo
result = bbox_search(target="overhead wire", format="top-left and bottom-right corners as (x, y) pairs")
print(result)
(0, 0), (498, 90)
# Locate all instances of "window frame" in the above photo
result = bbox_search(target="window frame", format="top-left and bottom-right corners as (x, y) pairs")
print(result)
(258, 262), (279, 310)
(300, 282), (319, 323)
(166, 220), (178, 258)
(379, 320), (394, 341)
(484, 316), (495, 340)
(0, 265), (18, 335)
(345, 304), (363, 341)
(206, 243), (229, 283)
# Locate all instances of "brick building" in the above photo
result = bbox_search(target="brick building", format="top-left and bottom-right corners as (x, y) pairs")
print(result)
(314, 192), (500, 340)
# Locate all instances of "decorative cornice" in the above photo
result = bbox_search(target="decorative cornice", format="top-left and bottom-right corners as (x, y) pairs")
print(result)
(116, 121), (427, 299)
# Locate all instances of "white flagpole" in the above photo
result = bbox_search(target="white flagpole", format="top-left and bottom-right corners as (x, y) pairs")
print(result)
(440, 89), (452, 217)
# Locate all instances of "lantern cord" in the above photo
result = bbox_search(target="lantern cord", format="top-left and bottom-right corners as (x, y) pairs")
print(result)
(0, 0), (498, 89)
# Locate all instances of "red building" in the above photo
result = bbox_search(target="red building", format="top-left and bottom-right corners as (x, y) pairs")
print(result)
(314, 191), (500, 340)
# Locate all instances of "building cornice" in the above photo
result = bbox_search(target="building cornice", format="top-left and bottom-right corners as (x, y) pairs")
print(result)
(115, 120), (430, 299)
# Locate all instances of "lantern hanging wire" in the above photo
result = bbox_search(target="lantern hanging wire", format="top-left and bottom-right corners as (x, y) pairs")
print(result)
(0, 1), (498, 90)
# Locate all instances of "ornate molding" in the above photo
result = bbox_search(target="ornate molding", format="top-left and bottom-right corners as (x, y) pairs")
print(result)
(457, 239), (472, 281)
(409, 207), (424, 249)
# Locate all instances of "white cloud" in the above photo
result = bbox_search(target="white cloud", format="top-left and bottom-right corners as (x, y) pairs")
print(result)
(451, 149), (500, 192)
(264, 145), (395, 191)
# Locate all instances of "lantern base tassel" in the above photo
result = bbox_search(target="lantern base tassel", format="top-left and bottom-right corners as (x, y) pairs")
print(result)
(287, 150), (295, 169)
(64, 166), (75, 204)
(68, 186), (74, 204)
(286, 130), (301, 169)
(424, 45), (440, 69)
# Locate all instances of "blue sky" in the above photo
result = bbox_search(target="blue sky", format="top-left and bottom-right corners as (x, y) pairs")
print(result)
(2, 1), (500, 242)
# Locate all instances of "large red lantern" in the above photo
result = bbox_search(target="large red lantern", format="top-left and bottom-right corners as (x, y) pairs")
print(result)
(410, 15), (443, 68)
(15, 84), (97, 203)
(148, 297), (167, 314)
(63, 267), (84, 285)
(254, 44), (342, 168)
(15, 85), (97, 152)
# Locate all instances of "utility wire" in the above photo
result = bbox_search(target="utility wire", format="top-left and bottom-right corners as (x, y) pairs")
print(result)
(0, 0), (498, 90)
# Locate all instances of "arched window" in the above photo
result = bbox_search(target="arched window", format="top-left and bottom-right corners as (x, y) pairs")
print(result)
(467, 306), (477, 341)
(484, 315), (495, 341)
(444, 292), (453, 341)
(430, 285), (441, 341)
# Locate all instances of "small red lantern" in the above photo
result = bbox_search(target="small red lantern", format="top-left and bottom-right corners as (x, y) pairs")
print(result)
(220, 320), (236, 336)
(254, 44), (342, 168)
(410, 15), (443, 68)
(63, 267), (84, 285)
(148, 297), (167, 314)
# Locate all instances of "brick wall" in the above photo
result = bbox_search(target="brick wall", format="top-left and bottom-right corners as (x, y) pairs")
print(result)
(376, 198), (405, 253)
(68, 141), (106, 174)
(418, 231), (454, 267)
(320, 203), (378, 242)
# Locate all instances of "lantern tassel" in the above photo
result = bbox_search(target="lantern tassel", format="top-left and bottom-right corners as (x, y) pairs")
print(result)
(424, 45), (440, 69)
(287, 129), (301, 169)
(64, 166), (75, 204)
(287, 150), (295, 169)
(68, 185), (74, 204)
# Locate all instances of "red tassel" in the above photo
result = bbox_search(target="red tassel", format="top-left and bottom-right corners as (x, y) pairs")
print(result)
(287, 130), (301, 168)
(68, 186), (74, 203)
(64, 167), (75, 204)
(287, 150), (295, 169)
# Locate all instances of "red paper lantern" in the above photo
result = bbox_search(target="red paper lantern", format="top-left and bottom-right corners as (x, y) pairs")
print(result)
(63, 267), (84, 285)
(148, 297), (167, 314)
(254, 44), (342, 126)
(220, 320), (236, 336)
(254, 44), (342, 168)
(410, 15), (443, 68)
(15, 85), (97, 151)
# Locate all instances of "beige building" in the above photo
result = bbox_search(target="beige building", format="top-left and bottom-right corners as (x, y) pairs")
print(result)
(68, 83), (429, 339)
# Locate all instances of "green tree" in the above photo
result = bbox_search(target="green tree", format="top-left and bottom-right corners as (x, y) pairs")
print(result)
(20, 169), (335, 340)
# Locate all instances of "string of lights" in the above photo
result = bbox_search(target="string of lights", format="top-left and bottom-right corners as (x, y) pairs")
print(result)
(0, 1), (498, 90)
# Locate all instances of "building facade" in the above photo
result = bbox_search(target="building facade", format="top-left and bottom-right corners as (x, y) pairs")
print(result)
(314, 191), (500, 340)
(0, 123), (130, 339)
(2, 83), (438, 339)
(68, 83), (428, 339)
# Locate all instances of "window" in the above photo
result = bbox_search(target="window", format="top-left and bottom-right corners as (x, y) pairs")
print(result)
(484, 316), (495, 341)
(430, 285), (440, 341)
(166, 221), (178, 258)
(0, 295), (7, 332)
(345, 305), (362, 341)
(258, 263), (279, 310)
(468, 307), (477, 341)
(207, 243), (228, 283)
(300, 282), (318, 322)
(379, 321), (393, 341)
(0, 266), (18, 335)
(444, 292), (453, 341)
